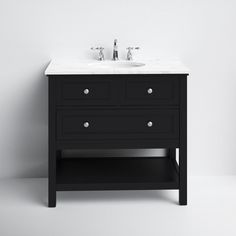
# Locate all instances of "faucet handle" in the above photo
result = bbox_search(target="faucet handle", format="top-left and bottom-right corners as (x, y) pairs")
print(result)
(91, 47), (104, 50)
(127, 47), (140, 50)
(91, 47), (105, 61)
(126, 47), (140, 60)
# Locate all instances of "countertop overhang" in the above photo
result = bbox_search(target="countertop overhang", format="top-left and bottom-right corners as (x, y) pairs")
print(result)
(45, 59), (189, 75)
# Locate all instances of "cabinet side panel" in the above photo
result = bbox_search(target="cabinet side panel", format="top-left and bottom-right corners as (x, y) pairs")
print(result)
(48, 77), (57, 207)
(179, 76), (187, 205)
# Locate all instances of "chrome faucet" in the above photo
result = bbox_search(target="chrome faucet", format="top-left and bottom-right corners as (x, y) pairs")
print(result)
(112, 39), (119, 60)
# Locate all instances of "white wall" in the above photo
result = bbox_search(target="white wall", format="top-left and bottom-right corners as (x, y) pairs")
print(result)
(0, 0), (236, 178)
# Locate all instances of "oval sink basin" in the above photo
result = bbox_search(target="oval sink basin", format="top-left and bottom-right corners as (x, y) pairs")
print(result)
(88, 61), (145, 68)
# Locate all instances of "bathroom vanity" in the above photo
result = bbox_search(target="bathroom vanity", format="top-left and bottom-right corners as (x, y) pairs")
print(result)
(45, 60), (189, 207)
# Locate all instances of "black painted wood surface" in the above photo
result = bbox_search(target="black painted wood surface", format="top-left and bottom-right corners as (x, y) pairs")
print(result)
(48, 74), (188, 207)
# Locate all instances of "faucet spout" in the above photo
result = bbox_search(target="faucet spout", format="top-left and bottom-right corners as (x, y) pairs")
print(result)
(112, 39), (119, 60)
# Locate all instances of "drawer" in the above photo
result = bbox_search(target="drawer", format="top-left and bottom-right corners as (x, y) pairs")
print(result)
(57, 109), (179, 141)
(56, 77), (117, 105)
(124, 77), (179, 105)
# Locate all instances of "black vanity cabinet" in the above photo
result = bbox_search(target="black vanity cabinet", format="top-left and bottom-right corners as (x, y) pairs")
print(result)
(48, 74), (188, 207)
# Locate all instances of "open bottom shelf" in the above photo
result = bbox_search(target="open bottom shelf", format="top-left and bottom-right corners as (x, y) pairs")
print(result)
(56, 157), (179, 191)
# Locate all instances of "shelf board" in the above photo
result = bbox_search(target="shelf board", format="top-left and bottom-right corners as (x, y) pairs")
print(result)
(56, 157), (179, 191)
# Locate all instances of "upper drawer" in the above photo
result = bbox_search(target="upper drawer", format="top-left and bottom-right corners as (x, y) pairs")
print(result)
(56, 76), (116, 106)
(124, 77), (179, 105)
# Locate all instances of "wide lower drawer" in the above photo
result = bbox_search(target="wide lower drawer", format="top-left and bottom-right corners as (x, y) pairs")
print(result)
(56, 109), (179, 140)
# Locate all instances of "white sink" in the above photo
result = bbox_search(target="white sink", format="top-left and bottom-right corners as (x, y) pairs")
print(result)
(88, 61), (145, 68)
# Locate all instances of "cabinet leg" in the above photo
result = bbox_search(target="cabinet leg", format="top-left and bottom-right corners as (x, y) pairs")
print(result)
(179, 145), (187, 205)
(48, 148), (56, 207)
(169, 148), (186, 205)
(48, 150), (56, 207)
(179, 184), (187, 205)
(48, 188), (56, 207)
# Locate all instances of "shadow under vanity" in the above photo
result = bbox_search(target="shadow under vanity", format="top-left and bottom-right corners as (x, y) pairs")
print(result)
(46, 60), (188, 207)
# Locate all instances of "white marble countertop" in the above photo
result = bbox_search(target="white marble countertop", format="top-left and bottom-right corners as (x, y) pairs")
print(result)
(45, 59), (189, 75)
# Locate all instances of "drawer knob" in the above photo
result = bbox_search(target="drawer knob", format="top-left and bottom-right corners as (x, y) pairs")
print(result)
(83, 88), (90, 95)
(147, 88), (153, 94)
(83, 122), (90, 128)
(147, 121), (153, 127)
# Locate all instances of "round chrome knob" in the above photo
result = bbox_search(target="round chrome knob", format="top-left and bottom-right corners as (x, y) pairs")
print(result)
(147, 88), (153, 94)
(83, 122), (89, 128)
(147, 121), (153, 127)
(84, 88), (89, 95)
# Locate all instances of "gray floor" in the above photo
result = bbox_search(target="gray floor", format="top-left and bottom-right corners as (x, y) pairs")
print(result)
(0, 177), (235, 236)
